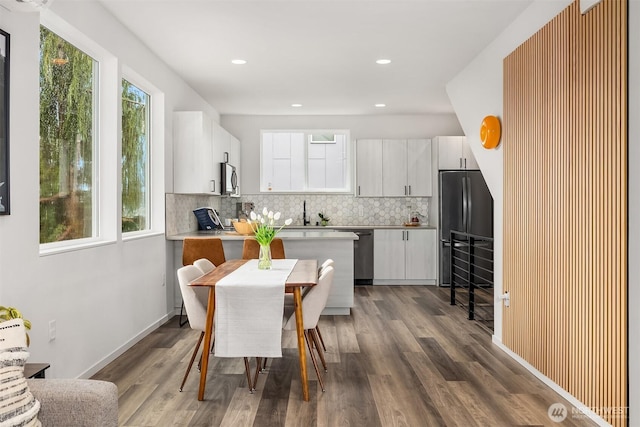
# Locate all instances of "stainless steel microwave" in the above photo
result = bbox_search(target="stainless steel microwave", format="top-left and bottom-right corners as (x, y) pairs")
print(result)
(221, 162), (238, 196)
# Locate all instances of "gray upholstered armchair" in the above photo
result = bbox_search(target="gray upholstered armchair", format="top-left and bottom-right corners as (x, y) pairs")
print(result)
(27, 379), (118, 426)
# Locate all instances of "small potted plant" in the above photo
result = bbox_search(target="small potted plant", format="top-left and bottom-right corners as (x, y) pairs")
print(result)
(318, 212), (330, 226)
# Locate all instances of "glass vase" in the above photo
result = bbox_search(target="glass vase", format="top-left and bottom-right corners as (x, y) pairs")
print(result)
(258, 242), (272, 270)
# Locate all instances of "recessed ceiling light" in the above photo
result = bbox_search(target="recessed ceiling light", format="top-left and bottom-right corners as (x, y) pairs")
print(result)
(375, 103), (386, 108)
(291, 103), (302, 108)
(376, 59), (391, 65)
(231, 59), (247, 65)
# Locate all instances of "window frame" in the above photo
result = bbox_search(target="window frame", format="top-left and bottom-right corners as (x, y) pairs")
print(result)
(39, 18), (108, 254)
(121, 76), (152, 235)
(120, 66), (164, 242)
(260, 129), (352, 194)
(38, 12), (165, 255)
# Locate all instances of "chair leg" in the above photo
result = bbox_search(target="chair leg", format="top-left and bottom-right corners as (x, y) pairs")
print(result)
(178, 301), (188, 327)
(243, 357), (255, 393)
(310, 328), (328, 372)
(252, 358), (262, 390)
(198, 337), (213, 371)
(315, 325), (327, 351)
(305, 330), (325, 392)
(180, 332), (204, 391)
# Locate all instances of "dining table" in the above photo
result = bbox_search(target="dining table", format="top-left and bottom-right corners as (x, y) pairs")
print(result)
(189, 258), (318, 401)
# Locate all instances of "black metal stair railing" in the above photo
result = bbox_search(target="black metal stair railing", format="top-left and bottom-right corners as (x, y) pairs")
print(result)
(449, 230), (494, 332)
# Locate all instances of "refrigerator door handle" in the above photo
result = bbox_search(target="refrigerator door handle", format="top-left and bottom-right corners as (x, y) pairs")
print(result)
(462, 176), (468, 233)
(466, 176), (473, 234)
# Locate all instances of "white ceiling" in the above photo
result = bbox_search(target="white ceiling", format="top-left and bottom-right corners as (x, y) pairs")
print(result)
(97, 0), (533, 116)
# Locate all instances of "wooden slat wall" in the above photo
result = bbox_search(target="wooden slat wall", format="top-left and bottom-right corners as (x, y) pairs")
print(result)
(503, 1), (627, 425)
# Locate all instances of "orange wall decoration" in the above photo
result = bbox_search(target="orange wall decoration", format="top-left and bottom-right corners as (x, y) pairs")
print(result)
(503, 0), (627, 425)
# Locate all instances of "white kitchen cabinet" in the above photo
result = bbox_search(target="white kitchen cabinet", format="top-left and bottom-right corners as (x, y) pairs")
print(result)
(435, 136), (478, 170)
(373, 228), (437, 284)
(173, 111), (219, 194)
(355, 139), (383, 196)
(382, 139), (407, 196)
(406, 139), (432, 196)
(356, 139), (431, 197)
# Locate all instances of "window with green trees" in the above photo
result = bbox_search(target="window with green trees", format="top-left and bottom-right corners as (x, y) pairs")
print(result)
(39, 26), (96, 244)
(121, 80), (150, 233)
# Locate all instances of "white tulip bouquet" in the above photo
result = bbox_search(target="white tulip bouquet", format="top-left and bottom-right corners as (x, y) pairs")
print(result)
(249, 208), (293, 269)
(249, 207), (293, 245)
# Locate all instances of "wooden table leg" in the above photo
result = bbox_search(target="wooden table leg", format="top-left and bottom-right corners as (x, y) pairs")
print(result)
(198, 288), (216, 401)
(293, 287), (309, 401)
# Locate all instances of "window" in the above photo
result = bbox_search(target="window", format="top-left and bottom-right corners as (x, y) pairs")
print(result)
(121, 79), (150, 233)
(261, 130), (351, 193)
(39, 26), (97, 244)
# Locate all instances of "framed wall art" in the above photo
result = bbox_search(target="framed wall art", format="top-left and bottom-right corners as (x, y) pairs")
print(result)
(0, 29), (8, 215)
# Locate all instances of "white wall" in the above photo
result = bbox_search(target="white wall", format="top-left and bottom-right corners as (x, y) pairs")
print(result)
(447, 0), (637, 421)
(0, 1), (218, 379)
(221, 114), (463, 194)
(445, 0), (571, 343)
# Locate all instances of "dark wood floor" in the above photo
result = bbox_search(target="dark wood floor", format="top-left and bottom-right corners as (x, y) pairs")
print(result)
(93, 286), (596, 427)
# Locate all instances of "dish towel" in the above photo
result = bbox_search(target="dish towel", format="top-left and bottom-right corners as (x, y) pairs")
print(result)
(214, 259), (297, 358)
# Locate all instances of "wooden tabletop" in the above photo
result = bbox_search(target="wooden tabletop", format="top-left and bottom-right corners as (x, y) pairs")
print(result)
(190, 259), (318, 291)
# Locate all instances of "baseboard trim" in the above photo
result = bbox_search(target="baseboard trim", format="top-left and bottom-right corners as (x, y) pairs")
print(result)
(78, 313), (170, 379)
(491, 336), (612, 427)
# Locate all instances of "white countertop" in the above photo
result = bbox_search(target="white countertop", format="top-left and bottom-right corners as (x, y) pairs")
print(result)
(286, 224), (436, 230)
(166, 229), (359, 241)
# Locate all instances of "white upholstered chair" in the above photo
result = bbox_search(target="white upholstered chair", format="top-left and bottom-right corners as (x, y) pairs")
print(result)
(283, 258), (334, 352)
(177, 265), (209, 392)
(314, 259), (334, 351)
(194, 258), (216, 275)
(283, 265), (335, 391)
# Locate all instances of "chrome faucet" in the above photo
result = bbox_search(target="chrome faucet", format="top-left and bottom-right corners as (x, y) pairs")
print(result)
(303, 200), (310, 226)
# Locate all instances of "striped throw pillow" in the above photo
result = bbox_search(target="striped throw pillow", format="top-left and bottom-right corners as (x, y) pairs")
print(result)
(0, 318), (41, 427)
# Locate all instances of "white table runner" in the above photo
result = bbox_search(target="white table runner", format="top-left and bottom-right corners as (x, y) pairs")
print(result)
(214, 259), (297, 358)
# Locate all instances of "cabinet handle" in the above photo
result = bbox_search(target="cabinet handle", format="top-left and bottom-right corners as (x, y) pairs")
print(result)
(464, 158), (467, 169)
(408, 185), (412, 195)
(358, 185), (361, 196)
(210, 180), (215, 192)
(459, 158), (463, 168)
(404, 185), (407, 195)
(406, 231), (409, 241)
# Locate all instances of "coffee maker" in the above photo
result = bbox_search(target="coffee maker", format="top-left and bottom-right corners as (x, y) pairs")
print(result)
(236, 202), (254, 221)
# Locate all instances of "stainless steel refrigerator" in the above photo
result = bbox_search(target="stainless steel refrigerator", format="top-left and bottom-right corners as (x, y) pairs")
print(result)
(438, 170), (493, 286)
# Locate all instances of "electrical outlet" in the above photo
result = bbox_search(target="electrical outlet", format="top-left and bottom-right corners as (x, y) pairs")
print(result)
(48, 320), (56, 341)
(359, 206), (364, 217)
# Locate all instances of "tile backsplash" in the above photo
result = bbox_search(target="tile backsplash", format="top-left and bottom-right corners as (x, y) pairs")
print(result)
(165, 193), (222, 235)
(166, 193), (429, 235)
(220, 194), (429, 227)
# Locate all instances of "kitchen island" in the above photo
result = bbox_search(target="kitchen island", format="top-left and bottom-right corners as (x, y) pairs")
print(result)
(167, 229), (358, 315)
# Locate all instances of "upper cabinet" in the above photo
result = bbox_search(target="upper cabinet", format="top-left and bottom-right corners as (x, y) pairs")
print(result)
(173, 111), (241, 195)
(355, 139), (383, 196)
(434, 136), (478, 170)
(173, 111), (219, 195)
(406, 139), (432, 196)
(356, 138), (432, 197)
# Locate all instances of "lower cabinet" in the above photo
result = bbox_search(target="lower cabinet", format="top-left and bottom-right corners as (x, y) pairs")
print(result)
(373, 229), (437, 284)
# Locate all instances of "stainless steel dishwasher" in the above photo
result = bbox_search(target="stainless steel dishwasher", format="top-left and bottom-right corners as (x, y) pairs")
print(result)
(343, 229), (374, 285)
